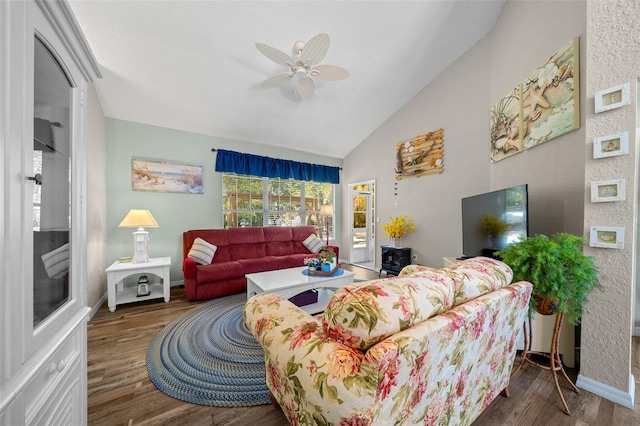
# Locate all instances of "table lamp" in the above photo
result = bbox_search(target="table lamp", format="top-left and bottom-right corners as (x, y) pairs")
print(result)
(118, 209), (159, 263)
(320, 204), (333, 245)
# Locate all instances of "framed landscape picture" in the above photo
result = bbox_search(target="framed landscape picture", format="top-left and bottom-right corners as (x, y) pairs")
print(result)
(132, 158), (203, 194)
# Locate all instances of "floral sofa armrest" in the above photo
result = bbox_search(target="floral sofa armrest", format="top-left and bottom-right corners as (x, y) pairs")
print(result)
(244, 294), (377, 425)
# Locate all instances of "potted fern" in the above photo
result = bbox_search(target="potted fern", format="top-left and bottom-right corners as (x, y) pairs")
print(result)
(495, 233), (598, 324)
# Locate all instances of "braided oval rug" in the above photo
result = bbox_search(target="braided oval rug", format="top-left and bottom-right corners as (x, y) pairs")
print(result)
(146, 293), (270, 406)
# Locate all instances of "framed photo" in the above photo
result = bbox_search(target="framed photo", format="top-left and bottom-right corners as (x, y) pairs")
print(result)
(589, 226), (624, 249)
(593, 132), (629, 159)
(132, 158), (203, 194)
(590, 179), (625, 202)
(594, 82), (630, 113)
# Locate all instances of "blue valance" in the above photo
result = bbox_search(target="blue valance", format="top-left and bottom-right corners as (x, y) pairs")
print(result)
(214, 149), (340, 184)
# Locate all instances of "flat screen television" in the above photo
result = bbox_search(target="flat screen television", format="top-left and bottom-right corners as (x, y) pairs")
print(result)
(461, 184), (528, 258)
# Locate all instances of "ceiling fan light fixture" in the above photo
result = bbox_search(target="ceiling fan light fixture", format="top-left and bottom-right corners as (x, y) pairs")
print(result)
(256, 33), (348, 99)
(294, 67), (307, 79)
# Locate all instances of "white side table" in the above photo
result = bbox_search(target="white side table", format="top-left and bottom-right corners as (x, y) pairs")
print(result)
(106, 256), (171, 312)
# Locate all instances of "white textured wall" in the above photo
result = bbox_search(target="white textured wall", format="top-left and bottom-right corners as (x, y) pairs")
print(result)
(85, 82), (107, 307)
(581, 0), (639, 393)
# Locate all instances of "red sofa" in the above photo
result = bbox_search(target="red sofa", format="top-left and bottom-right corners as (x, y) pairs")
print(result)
(182, 226), (335, 301)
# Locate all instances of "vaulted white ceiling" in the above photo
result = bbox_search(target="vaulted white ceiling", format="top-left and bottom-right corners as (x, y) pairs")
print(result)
(68, 0), (505, 158)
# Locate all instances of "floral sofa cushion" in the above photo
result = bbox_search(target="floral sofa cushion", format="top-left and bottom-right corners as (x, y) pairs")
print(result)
(323, 271), (456, 351)
(446, 256), (514, 306)
(322, 256), (512, 351)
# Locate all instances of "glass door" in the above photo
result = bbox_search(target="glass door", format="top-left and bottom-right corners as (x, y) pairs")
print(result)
(349, 180), (375, 267)
(32, 36), (72, 327)
(351, 192), (369, 262)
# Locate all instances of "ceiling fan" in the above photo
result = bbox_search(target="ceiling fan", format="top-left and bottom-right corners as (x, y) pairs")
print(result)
(256, 33), (349, 99)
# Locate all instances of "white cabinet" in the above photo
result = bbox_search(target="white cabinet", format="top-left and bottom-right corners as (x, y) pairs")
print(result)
(24, 313), (86, 426)
(0, 1), (100, 423)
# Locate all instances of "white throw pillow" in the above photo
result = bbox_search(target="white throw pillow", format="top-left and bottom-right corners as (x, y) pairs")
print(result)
(41, 242), (70, 279)
(188, 237), (217, 265)
(302, 234), (325, 254)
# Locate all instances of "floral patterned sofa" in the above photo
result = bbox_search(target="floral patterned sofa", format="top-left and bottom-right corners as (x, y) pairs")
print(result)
(244, 257), (532, 425)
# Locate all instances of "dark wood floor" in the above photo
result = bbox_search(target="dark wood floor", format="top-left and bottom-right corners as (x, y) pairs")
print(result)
(87, 264), (640, 425)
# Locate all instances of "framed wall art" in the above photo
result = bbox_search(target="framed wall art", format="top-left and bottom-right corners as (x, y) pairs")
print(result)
(593, 132), (629, 159)
(590, 179), (625, 203)
(594, 82), (630, 113)
(521, 37), (580, 150)
(589, 226), (625, 249)
(132, 158), (203, 194)
(488, 37), (580, 162)
(490, 86), (523, 163)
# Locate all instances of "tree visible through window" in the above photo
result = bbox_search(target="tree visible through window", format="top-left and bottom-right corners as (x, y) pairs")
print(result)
(222, 173), (334, 239)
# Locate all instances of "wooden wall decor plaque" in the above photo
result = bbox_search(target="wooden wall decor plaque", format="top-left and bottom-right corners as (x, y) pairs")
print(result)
(394, 128), (443, 180)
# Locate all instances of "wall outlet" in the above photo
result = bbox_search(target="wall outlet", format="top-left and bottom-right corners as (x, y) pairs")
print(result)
(411, 255), (418, 264)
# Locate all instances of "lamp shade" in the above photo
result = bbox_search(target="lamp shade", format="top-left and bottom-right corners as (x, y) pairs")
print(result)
(118, 209), (159, 228)
(320, 204), (333, 216)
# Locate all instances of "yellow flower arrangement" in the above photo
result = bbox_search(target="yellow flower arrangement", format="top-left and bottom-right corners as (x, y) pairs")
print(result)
(381, 215), (415, 239)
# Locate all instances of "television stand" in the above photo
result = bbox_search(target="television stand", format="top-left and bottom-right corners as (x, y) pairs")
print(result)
(456, 255), (475, 260)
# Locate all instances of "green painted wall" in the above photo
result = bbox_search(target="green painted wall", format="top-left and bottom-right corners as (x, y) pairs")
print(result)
(106, 118), (343, 282)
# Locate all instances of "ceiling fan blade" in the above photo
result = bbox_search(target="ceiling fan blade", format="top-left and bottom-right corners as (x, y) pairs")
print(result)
(255, 43), (293, 67)
(300, 33), (330, 66)
(311, 64), (350, 81)
(260, 72), (293, 88)
(295, 76), (315, 99)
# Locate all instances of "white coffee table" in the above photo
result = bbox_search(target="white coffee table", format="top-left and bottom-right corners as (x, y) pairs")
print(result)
(246, 266), (356, 314)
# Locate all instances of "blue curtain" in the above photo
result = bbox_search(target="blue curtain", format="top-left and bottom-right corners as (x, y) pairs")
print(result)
(214, 149), (340, 184)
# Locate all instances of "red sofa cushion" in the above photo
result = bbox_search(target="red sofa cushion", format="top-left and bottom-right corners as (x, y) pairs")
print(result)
(264, 226), (293, 242)
(266, 241), (294, 256)
(197, 261), (244, 282)
(228, 227), (267, 259)
(264, 227), (295, 256)
(238, 257), (279, 274)
(227, 227), (265, 244)
(230, 243), (266, 260)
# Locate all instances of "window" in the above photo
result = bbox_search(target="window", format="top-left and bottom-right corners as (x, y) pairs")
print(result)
(222, 173), (334, 239)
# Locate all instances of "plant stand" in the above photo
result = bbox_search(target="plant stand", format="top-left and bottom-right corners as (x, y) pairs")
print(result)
(511, 313), (580, 415)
